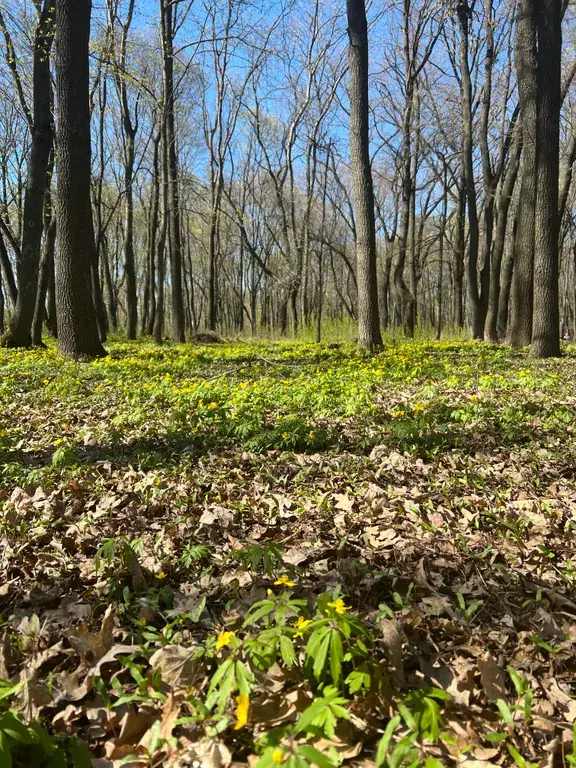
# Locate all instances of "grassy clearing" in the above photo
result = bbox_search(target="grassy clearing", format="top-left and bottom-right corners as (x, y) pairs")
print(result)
(1, 339), (576, 766)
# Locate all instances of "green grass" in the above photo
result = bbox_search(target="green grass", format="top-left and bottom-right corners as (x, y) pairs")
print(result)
(0, 337), (570, 488)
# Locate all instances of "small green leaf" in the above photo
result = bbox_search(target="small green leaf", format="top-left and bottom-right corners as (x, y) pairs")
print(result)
(496, 698), (514, 727)
(375, 715), (401, 766)
(313, 632), (331, 680)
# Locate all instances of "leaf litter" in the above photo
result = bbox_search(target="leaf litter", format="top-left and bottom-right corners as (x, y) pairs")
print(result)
(1, 340), (576, 765)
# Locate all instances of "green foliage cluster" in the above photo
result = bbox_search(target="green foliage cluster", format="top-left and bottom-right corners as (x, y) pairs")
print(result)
(0, 338), (568, 489)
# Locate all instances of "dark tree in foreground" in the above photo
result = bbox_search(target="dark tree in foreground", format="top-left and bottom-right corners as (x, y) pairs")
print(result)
(508, 0), (561, 357)
(54, 0), (106, 358)
(531, 0), (561, 358)
(0, 0), (54, 348)
(346, 0), (382, 350)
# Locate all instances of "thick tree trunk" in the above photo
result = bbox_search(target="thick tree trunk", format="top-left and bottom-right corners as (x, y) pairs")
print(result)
(54, 0), (106, 358)
(346, 0), (382, 350)
(1, 0), (54, 348)
(531, 0), (561, 357)
(507, 0), (537, 348)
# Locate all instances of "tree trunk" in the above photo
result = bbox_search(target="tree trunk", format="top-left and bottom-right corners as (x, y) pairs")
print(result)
(160, 0), (185, 342)
(507, 0), (537, 348)
(54, 0), (106, 358)
(458, 4), (482, 339)
(32, 215), (56, 345)
(531, 0), (561, 357)
(346, 0), (382, 350)
(452, 181), (465, 327)
(485, 136), (522, 341)
(1, 0), (54, 348)
(0, 231), (17, 306)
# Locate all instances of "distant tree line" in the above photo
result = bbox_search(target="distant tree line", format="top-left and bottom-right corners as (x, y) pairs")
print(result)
(0, 0), (569, 357)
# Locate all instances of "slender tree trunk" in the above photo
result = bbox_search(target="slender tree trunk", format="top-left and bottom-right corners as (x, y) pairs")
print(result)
(485, 137), (522, 341)
(146, 128), (161, 336)
(123, 129), (138, 339)
(54, 0), (106, 358)
(458, 4), (482, 338)
(381, 242), (393, 330)
(346, 0), (382, 350)
(153, 123), (169, 344)
(160, 0), (185, 342)
(452, 181), (465, 327)
(32, 215), (56, 346)
(0, 232), (17, 306)
(436, 170), (448, 340)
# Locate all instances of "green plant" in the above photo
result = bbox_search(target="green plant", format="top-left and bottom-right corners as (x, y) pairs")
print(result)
(233, 542), (284, 575)
(455, 593), (484, 623)
(0, 680), (91, 767)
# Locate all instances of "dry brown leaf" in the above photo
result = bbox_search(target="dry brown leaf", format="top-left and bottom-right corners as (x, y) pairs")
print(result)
(105, 708), (158, 758)
(478, 654), (506, 702)
(150, 644), (199, 689)
(68, 605), (115, 661)
(379, 619), (405, 688)
(166, 738), (232, 768)
(126, 551), (148, 592)
(333, 493), (355, 512)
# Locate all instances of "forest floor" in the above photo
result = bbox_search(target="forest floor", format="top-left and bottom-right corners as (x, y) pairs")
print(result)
(1, 339), (576, 767)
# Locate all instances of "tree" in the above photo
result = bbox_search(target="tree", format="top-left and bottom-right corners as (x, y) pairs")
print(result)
(106, 0), (139, 340)
(508, 0), (561, 357)
(160, 0), (185, 342)
(346, 0), (381, 350)
(0, 0), (54, 348)
(530, 0), (561, 357)
(54, 0), (106, 358)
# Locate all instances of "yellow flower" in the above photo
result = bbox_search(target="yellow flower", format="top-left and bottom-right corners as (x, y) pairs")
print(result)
(215, 631), (235, 650)
(281, 432), (288, 439)
(274, 575), (295, 587)
(414, 402), (424, 413)
(327, 599), (350, 615)
(208, 401), (218, 409)
(155, 571), (167, 580)
(43, 379), (50, 386)
(272, 749), (285, 764)
(308, 431), (315, 439)
(470, 394), (478, 401)
(293, 616), (312, 637)
(53, 438), (64, 446)
(234, 693), (250, 730)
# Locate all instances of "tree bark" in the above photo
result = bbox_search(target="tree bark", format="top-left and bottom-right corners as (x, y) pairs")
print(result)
(54, 0), (106, 358)
(458, 3), (482, 339)
(346, 0), (382, 350)
(531, 0), (561, 357)
(507, 0), (537, 348)
(1, 0), (54, 348)
(485, 136), (522, 341)
(160, 0), (185, 342)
